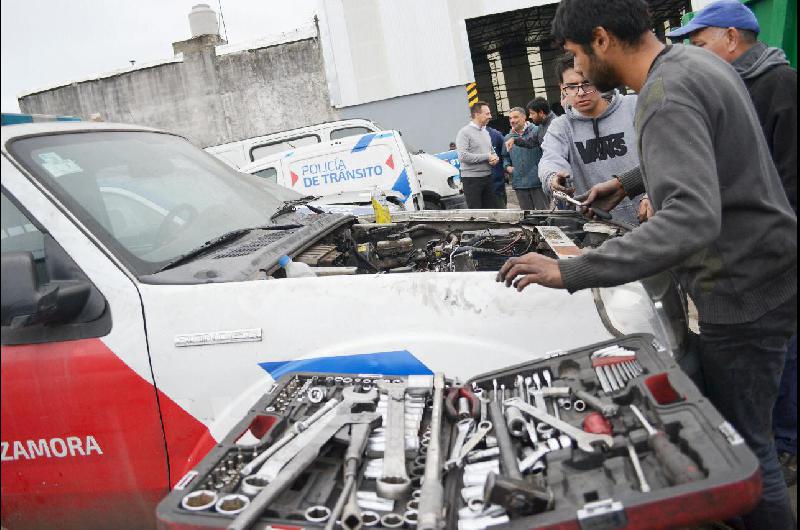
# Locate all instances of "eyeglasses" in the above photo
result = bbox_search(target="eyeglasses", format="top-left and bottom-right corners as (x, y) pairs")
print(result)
(561, 82), (597, 96)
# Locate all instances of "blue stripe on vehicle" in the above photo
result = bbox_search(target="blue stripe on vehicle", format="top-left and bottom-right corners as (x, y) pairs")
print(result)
(351, 133), (377, 153)
(283, 151), (295, 158)
(258, 350), (432, 380)
(374, 132), (393, 139)
(391, 168), (411, 200)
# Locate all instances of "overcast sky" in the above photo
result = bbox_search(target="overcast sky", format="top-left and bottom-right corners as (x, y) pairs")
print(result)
(1, 0), (319, 113)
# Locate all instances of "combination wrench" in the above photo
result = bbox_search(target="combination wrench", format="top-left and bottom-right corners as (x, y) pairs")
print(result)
(444, 418), (475, 470)
(376, 380), (412, 499)
(504, 397), (613, 452)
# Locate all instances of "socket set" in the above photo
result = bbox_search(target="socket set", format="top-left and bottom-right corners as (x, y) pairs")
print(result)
(157, 334), (761, 530)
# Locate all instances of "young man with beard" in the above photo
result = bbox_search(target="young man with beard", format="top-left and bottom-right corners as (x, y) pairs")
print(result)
(667, 0), (798, 490)
(496, 0), (797, 527)
(537, 53), (643, 225)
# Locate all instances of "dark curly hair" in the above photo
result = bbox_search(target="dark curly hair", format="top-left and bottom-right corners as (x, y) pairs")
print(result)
(551, 0), (652, 53)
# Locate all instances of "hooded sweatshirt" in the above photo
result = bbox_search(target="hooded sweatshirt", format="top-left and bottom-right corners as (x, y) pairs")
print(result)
(732, 42), (796, 212)
(538, 90), (641, 225)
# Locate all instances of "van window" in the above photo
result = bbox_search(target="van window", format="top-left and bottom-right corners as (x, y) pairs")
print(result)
(250, 135), (320, 161)
(330, 127), (372, 140)
(253, 167), (278, 183)
(1, 191), (45, 261)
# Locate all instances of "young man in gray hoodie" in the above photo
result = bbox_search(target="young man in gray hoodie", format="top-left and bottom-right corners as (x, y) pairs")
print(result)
(538, 54), (643, 225)
(498, 1), (796, 526)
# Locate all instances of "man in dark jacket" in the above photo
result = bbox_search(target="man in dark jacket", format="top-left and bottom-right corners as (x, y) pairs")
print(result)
(487, 126), (507, 208)
(497, 0), (796, 526)
(668, 0), (798, 488)
(502, 107), (546, 210)
(503, 97), (557, 153)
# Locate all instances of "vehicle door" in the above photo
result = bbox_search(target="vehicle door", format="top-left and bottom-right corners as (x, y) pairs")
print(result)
(1, 156), (168, 530)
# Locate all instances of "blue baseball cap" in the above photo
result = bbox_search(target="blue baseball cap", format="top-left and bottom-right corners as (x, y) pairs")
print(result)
(666, 0), (760, 39)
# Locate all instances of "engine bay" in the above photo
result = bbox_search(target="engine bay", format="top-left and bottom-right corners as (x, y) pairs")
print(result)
(288, 214), (623, 276)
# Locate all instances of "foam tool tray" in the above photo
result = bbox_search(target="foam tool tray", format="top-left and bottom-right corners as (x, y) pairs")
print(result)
(156, 334), (761, 530)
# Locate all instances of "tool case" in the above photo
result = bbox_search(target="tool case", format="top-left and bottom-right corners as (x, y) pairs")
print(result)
(156, 333), (761, 530)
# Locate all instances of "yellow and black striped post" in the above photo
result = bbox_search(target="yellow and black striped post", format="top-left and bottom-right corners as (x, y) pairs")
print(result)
(466, 82), (478, 106)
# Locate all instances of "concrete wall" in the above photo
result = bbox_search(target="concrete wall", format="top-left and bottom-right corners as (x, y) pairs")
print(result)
(19, 34), (339, 148)
(339, 85), (470, 154)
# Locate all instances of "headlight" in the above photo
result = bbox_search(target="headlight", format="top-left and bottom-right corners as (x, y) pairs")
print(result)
(593, 273), (688, 358)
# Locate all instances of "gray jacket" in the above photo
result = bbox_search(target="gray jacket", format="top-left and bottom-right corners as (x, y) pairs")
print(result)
(456, 123), (493, 178)
(539, 90), (641, 225)
(559, 45), (797, 325)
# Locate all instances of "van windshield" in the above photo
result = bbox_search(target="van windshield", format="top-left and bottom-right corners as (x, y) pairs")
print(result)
(9, 131), (303, 275)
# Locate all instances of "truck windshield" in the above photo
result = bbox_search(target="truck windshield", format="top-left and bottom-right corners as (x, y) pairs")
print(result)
(9, 131), (303, 275)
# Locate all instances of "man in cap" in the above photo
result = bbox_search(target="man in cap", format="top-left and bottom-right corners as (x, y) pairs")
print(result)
(668, 0), (797, 488)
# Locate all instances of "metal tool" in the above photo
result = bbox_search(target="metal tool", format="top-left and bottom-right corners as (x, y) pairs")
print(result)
(483, 396), (553, 516)
(240, 397), (340, 476)
(630, 404), (704, 485)
(518, 436), (568, 472)
(377, 380), (412, 499)
(229, 410), (381, 530)
(505, 397), (612, 452)
(325, 420), (377, 530)
(445, 385), (479, 420)
(417, 373), (446, 530)
(552, 190), (612, 220)
(505, 376), (528, 437)
(456, 421), (493, 466)
(445, 418), (475, 470)
(627, 444), (651, 493)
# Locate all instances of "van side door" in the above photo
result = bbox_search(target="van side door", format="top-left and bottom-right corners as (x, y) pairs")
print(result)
(1, 157), (168, 530)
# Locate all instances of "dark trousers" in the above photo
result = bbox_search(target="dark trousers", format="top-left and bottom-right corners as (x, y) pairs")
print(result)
(462, 175), (497, 209)
(698, 296), (796, 529)
(773, 334), (797, 455)
(515, 188), (549, 210)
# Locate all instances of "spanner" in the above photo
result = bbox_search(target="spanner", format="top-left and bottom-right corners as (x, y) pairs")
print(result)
(504, 397), (612, 452)
(229, 410), (381, 530)
(457, 420), (493, 465)
(376, 380), (412, 499)
(252, 387), (378, 481)
(444, 418), (474, 470)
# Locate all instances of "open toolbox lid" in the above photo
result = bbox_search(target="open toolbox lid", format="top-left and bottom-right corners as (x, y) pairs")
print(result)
(156, 333), (762, 530)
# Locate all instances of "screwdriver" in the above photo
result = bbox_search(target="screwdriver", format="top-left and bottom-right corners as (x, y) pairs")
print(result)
(630, 404), (704, 485)
(553, 190), (612, 220)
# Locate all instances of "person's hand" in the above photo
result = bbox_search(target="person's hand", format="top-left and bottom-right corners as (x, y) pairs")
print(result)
(505, 138), (515, 152)
(496, 253), (564, 291)
(638, 197), (654, 223)
(576, 177), (627, 219)
(550, 171), (575, 196)
(488, 154), (500, 166)
(506, 166), (514, 174)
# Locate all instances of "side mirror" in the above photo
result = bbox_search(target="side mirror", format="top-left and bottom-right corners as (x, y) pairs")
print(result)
(1, 252), (91, 328)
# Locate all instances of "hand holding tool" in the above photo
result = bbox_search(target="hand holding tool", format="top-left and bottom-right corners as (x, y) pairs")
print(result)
(629, 405), (704, 485)
(553, 190), (612, 220)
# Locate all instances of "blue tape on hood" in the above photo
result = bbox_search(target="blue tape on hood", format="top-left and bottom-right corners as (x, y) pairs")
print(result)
(259, 350), (432, 380)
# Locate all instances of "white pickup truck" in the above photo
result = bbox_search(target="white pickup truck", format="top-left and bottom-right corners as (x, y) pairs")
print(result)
(1, 120), (687, 529)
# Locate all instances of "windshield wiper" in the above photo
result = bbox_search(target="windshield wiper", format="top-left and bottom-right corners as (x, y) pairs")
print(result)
(156, 224), (302, 273)
(270, 196), (324, 221)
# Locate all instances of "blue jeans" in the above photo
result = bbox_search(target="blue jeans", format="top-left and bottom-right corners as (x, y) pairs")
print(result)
(773, 334), (797, 455)
(699, 296), (796, 529)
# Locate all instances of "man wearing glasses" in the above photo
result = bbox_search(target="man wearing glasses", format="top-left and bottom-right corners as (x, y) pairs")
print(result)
(537, 53), (643, 225)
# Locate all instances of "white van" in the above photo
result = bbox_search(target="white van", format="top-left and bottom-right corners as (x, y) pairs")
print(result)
(206, 119), (466, 209)
(1, 120), (688, 529)
(239, 130), (424, 211)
